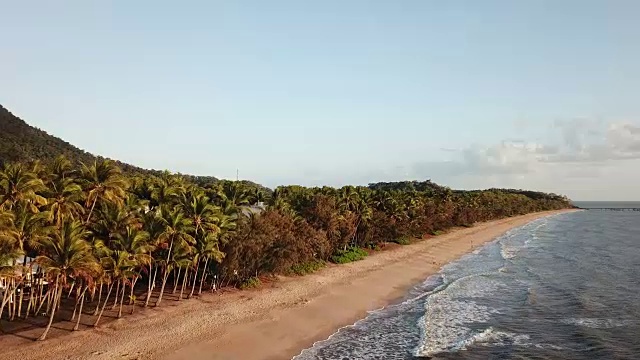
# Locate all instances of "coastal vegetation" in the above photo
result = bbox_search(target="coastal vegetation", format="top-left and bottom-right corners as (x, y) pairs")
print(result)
(0, 157), (571, 340)
(0, 103), (572, 341)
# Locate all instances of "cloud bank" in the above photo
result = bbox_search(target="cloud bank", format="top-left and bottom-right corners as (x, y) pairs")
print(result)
(409, 119), (640, 200)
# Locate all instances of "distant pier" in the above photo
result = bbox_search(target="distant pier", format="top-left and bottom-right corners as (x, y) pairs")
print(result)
(581, 207), (640, 211)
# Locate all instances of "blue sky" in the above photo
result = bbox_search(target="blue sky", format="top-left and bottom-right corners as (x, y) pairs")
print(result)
(2, 1), (640, 200)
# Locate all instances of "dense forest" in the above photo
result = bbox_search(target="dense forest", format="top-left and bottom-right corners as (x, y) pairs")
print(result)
(0, 104), (572, 340)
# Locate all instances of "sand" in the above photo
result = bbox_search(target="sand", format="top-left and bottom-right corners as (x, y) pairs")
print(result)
(0, 209), (575, 360)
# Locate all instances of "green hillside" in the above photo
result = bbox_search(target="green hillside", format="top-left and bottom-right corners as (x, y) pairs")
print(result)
(0, 104), (219, 183)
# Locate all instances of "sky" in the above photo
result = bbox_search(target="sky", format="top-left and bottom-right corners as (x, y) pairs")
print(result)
(1, 1), (640, 200)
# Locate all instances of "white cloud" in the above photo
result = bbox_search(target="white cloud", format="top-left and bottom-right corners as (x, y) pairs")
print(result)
(408, 119), (640, 200)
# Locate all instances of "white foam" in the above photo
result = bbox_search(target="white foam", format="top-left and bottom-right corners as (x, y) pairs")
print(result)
(561, 317), (636, 329)
(500, 241), (518, 259)
(415, 299), (494, 356)
(416, 322), (532, 356)
(500, 219), (549, 258)
(415, 273), (504, 356)
(535, 343), (566, 350)
(466, 327), (531, 348)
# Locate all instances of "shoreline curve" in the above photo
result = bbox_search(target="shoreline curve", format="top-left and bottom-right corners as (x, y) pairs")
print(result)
(1, 209), (577, 360)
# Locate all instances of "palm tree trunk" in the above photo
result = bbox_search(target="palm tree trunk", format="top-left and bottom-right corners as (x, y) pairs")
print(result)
(189, 259), (200, 298)
(179, 267), (188, 300)
(93, 281), (102, 316)
(85, 197), (98, 224)
(172, 267), (181, 294)
(35, 286), (52, 317)
(9, 279), (16, 320)
(38, 275), (61, 341)
(25, 268), (38, 318)
(144, 264), (157, 307)
(155, 239), (174, 307)
(111, 280), (120, 309)
(129, 277), (136, 305)
(56, 281), (63, 313)
(67, 281), (75, 298)
(156, 267), (170, 307)
(89, 282), (96, 302)
(94, 282), (114, 327)
(351, 217), (361, 247)
(117, 279), (125, 318)
(35, 275), (45, 314)
(17, 257), (29, 318)
(71, 285), (81, 321)
(73, 288), (86, 331)
(93, 282), (103, 315)
(130, 279), (136, 315)
(25, 285), (34, 318)
(198, 257), (209, 295)
(151, 265), (158, 290)
(25, 274), (36, 318)
(0, 281), (14, 328)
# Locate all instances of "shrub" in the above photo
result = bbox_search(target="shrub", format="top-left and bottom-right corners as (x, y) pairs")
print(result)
(289, 259), (326, 276)
(239, 276), (261, 289)
(392, 236), (411, 245)
(431, 230), (445, 236)
(331, 247), (368, 264)
(365, 243), (382, 251)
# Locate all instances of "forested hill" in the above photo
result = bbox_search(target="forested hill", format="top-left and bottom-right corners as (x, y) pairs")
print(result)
(0, 104), (94, 165)
(0, 104), (218, 183)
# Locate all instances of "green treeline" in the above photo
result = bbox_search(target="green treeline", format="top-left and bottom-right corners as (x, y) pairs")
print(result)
(0, 157), (571, 340)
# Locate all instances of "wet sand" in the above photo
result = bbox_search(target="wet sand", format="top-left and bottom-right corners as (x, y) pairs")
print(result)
(1, 210), (575, 360)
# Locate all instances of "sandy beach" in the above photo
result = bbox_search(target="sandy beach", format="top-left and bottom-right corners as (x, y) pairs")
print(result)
(1, 209), (575, 360)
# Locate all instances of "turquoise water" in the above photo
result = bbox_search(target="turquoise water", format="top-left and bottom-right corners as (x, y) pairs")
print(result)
(294, 210), (640, 359)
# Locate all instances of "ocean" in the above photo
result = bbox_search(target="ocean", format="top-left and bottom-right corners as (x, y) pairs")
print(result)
(294, 208), (640, 359)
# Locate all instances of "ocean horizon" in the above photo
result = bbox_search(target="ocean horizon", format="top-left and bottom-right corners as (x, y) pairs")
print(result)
(572, 201), (640, 209)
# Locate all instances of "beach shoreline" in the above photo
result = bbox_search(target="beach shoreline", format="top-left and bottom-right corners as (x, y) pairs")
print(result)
(1, 209), (576, 360)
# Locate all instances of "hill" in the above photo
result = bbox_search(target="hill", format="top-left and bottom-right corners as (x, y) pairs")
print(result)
(0, 104), (220, 183)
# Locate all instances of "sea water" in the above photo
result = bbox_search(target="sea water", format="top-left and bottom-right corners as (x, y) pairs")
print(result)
(294, 208), (640, 359)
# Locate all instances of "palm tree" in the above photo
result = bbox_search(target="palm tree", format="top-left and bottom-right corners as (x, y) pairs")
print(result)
(339, 185), (360, 213)
(1, 205), (49, 319)
(181, 192), (222, 235)
(112, 227), (152, 313)
(180, 192), (234, 297)
(191, 231), (224, 297)
(92, 202), (139, 240)
(45, 176), (85, 227)
(130, 175), (154, 208)
(0, 205), (48, 254)
(113, 251), (136, 318)
(0, 163), (46, 212)
(155, 207), (194, 306)
(91, 243), (115, 325)
(142, 212), (164, 307)
(91, 247), (135, 324)
(50, 155), (75, 180)
(0, 211), (22, 329)
(35, 220), (98, 340)
(174, 245), (193, 300)
(0, 245), (23, 329)
(220, 181), (250, 207)
(80, 160), (128, 224)
(150, 172), (183, 208)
